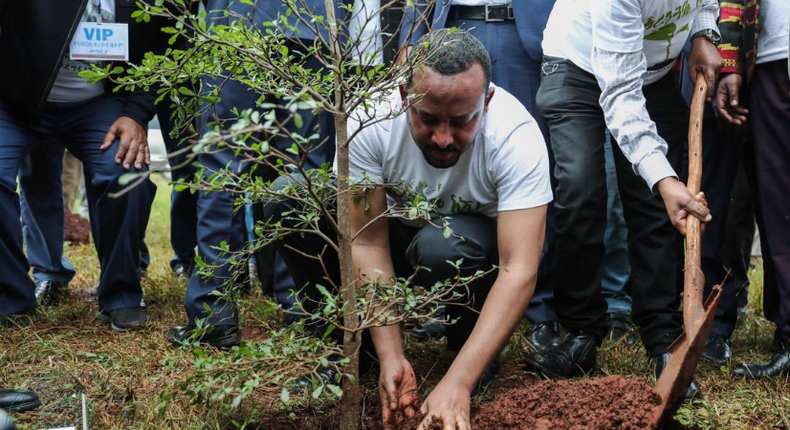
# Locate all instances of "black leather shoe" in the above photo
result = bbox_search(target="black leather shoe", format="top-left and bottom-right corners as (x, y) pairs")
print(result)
(97, 307), (149, 332)
(0, 389), (40, 412)
(293, 364), (341, 394)
(0, 408), (17, 430)
(0, 311), (35, 328)
(651, 352), (699, 401)
(701, 335), (731, 365)
(168, 324), (241, 349)
(606, 313), (636, 346)
(35, 280), (65, 307)
(527, 321), (562, 353)
(733, 347), (790, 379)
(524, 331), (598, 378)
(410, 317), (446, 341)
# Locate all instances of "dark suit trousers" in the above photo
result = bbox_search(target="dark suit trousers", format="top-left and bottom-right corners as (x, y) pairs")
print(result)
(537, 57), (686, 355)
(750, 60), (790, 342)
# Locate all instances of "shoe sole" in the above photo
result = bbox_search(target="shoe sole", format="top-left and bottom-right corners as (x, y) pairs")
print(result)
(4, 398), (42, 413)
(207, 333), (242, 349)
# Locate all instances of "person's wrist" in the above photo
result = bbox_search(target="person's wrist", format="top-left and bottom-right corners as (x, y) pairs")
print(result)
(656, 176), (679, 195)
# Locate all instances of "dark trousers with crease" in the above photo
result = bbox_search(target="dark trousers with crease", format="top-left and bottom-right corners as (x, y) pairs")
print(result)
(537, 57), (685, 356)
(750, 60), (790, 342)
(263, 176), (497, 351)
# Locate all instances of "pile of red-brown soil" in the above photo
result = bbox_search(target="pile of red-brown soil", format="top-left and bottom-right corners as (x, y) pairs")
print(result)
(470, 375), (663, 430)
(64, 211), (91, 244)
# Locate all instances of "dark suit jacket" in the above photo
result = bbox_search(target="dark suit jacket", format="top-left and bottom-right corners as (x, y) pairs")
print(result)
(204, 0), (352, 43)
(0, 0), (171, 125)
(399, 0), (556, 62)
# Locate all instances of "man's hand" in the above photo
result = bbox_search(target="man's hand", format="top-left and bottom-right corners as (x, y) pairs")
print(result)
(418, 380), (471, 430)
(101, 116), (150, 170)
(688, 37), (724, 101)
(379, 355), (419, 429)
(657, 177), (711, 235)
(715, 73), (749, 125)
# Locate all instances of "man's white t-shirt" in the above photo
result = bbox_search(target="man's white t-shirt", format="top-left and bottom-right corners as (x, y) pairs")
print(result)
(345, 85), (553, 225)
(543, 0), (705, 85)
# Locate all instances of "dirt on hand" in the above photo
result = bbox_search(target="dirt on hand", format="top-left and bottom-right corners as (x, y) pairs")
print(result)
(64, 211), (91, 245)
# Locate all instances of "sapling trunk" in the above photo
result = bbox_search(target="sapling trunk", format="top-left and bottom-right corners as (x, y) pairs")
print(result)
(322, 1), (362, 429)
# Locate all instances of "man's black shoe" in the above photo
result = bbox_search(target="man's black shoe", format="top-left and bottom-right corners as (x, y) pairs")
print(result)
(733, 347), (790, 379)
(0, 311), (35, 328)
(35, 280), (66, 307)
(293, 364), (341, 395)
(651, 352), (699, 401)
(527, 321), (562, 353)
(701, 335), (731, 365)
(471, 356), (501, 396)
(410, 317), (446, 341)
(606, 313), (636, 346)
(0, 408), (17, 430)
(523, 331), (598, 378)
(168, 324), (241, 349)
(97, 307), (149, 332)
(0, 389), (40, 413)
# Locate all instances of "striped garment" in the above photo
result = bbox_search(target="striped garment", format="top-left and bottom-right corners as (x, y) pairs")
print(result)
(719, 0), (761, 81)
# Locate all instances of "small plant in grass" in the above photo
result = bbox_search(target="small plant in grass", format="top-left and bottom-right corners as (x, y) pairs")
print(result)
(81, 1), (484, 429)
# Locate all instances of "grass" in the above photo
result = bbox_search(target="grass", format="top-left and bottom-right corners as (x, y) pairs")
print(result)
(1, 175), (789, 429)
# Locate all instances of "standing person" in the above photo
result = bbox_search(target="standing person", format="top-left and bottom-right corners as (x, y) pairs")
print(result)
(401, 0), (563, 351)
(524, 0), (719, 400)
(266, 29), (551, 429)
(168, 0), (348, 346)
(0, 0), (163, 331)
(715, 0), (790, 378)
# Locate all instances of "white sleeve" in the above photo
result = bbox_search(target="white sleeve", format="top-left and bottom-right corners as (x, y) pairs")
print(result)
(493, 121), (553, 212)
(690, 0), (720, 36)
(591, 48), (677, 190)
(346, 114), (384, 183)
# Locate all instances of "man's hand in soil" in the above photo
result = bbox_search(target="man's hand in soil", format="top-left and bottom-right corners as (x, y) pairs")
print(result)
(418, 380), (471, 430)
(379, 354), (419, 429)
(688, 36), (724, 101)
(657, 177), (711, 235)
(715, 73), (749, 125)
(101, 116), (151, 170)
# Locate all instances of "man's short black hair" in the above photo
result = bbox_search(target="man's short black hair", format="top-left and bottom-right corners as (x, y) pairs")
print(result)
(406, 28), (492, 91)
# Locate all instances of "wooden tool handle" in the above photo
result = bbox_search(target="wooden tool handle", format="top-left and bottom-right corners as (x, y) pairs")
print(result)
(684, 73), (708, 340)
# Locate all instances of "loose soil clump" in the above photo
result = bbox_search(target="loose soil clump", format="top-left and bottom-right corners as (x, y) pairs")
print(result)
(64, 211), (91, 245)
(470, 375), (665, 430)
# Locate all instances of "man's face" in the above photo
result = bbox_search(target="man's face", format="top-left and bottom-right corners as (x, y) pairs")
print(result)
(400, 64), (494, 169)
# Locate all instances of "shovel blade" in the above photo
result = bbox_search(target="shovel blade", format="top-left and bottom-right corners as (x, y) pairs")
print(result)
(648, 284), (723, 429)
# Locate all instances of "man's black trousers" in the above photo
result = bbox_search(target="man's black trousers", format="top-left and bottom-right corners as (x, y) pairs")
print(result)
(537, 57), (686, 356)
(264, 176), (497, 351)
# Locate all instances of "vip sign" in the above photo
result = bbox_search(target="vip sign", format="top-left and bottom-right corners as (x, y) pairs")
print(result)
(70, 22), (129, 61)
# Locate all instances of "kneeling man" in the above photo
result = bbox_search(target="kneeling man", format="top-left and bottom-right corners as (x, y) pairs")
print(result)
(266, 29), (551, 429)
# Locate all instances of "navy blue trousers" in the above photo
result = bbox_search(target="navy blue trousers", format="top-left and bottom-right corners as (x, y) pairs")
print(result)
(0, 95), (155, 315)
(185, 49), (335, 324)
(19, 143), (77, 285)
(446, 17), (556, 323)
(157, 104), (199, 271)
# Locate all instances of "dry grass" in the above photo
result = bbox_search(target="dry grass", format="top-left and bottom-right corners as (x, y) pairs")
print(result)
(1, 176), (788, 429)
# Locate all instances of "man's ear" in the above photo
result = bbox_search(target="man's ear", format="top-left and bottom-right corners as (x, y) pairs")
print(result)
(399, 83), (408, 110)
(484, 86), (495, 113)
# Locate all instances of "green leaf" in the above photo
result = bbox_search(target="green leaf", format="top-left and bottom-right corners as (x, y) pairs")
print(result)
(118, 173), (139, 186)
(312, 384), (324, 399)
(327, 384), (343, 397)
